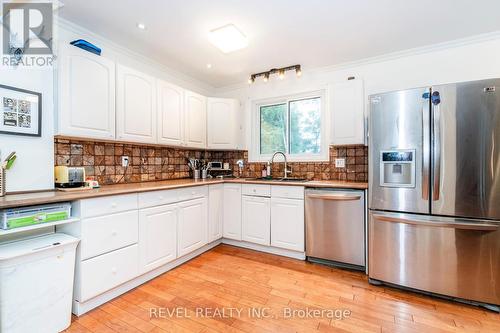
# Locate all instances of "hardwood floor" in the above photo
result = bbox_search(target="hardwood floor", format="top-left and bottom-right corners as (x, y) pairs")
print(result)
(65, 245), (500, 333)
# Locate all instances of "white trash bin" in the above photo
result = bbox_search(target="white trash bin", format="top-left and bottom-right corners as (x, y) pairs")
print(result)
(0, 233), (79, 333)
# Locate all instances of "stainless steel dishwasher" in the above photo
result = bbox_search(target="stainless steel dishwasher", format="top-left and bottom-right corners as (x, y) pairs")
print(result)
(305, 188), (366, 270)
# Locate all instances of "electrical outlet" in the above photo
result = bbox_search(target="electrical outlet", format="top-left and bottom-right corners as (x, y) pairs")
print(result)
(335, 158), (345, 168)
(121, 156), (129, 167)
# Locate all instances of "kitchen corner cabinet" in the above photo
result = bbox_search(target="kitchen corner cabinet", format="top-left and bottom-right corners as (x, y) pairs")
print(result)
(242, 195), (271, 246)
(208, 184), (224, 242)
(138, 204), (177, 274)
(271, 197), (304, 251)
(184, 90), (207, 149)
(116, 64), (157, 143)
(223, 184), (242, 240)
(207, 98), (242, 149)
(157, 80), (185, 146)
(177, 197), (208, 257)
(330, 78), (365, 145)
(57, 44), (116, 139)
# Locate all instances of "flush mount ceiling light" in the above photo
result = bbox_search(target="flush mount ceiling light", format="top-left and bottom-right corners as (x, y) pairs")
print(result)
(136, 23), (146, 30)
(209, 24), (248, 53)
(248, 65), (302, 84)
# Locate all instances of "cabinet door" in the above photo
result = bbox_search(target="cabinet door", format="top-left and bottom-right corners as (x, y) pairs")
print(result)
(157, 80), (184, 146)
(58, 44), (115, 139)
(208, 184), (223, 242)
(242, 196), (271, 246)
(178, 197), (208, 257)
(271, 197), (304, 251)
(223, 184), (242, 240)
(330, 78), (365, 145)
(116, 64), (157, 143)
(184, 91), (207, 148)
(207, 98), (240, 149)
(138, 204), (177, 274)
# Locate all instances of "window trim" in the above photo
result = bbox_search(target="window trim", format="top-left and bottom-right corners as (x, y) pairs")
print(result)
(250, 90), (328, 163)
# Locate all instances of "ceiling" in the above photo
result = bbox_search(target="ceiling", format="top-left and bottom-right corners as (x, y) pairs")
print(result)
(58, 0), (500, 88)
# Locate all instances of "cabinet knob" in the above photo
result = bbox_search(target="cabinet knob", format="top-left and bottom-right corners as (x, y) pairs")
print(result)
(111, 230), (117, 236)
(111, 267), (117, 274)
(159, 196), (164, 200)
(111, 203), (117, 208)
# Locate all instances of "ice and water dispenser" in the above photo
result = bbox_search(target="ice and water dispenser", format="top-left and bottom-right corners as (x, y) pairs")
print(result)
(379, 150), (416, 188)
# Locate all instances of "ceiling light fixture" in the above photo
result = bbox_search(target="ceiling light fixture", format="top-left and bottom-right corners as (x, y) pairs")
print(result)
(137, 23), (146, 30)
(248, 65), (301, 84)
(206, 63), (212, 69)
(209, 24), (248, 53)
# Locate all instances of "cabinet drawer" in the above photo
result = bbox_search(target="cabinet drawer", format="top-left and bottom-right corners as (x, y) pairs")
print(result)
(81, 210), (138, 260)
(79, 244), (139, 302)
(80, 193), (138, 218)
(178, 185), (208, 202)
(271, 185), (304, 199)
(242, 184), (271, 197)
(138, 189), (179, 208)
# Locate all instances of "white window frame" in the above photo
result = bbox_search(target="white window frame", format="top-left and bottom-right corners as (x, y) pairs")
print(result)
(249, 90), (328, 162)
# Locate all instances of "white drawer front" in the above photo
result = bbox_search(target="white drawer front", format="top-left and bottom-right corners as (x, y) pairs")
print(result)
(242, 184), (271, 197)
(81, 210), (139, 260)
(80, 193), (138, 218)
(79, 244), (139, 302)
(178, 185), (208, 202)
(271, 185), (304, 199)
(138, 189), (179, 208)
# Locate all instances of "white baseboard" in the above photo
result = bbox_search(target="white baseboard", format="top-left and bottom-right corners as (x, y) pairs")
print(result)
(72, 239), (222, 316)
(221, 239), (306, 260)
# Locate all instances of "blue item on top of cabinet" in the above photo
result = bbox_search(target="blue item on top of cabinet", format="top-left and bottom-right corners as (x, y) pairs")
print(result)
(70, 39), (102, 56)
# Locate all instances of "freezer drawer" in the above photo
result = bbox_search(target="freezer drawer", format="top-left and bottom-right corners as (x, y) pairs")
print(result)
(369, 211), (500, 306)
(305, 189), (365, 267)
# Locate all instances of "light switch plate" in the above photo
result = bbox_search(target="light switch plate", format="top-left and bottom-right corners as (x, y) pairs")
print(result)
(122, 156), (129, 167)
(335, 158), (345, 168)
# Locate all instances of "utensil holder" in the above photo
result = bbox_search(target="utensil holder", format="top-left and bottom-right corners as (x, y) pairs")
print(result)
(201, 170), (208, 179)
(0, 167), (5, 197)
(193, 170), (200, 180)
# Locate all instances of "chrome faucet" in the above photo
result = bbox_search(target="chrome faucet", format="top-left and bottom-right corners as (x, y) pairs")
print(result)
(269, 151), (292, 179)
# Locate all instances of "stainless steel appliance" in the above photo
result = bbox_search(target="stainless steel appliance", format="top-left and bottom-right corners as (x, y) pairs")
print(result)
(305, 189), (366, 270)
(369, 78), (500, 311)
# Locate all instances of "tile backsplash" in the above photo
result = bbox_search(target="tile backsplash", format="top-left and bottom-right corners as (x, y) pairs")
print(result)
(54, 137), (367, 185)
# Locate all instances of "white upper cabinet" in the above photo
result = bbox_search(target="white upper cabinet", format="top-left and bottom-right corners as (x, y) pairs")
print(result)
(157, 80), (185, 147)
(330, 78), (365, 145)
(184, 90), (207, 148)
(207, 98), (241, 150)
(208, 184), (224, 242)
(57, 44), (116, 139)
(116, 64), (157, 143)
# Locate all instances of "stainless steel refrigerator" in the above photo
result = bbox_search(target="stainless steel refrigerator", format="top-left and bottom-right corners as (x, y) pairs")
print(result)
(368, 78), (500, 311)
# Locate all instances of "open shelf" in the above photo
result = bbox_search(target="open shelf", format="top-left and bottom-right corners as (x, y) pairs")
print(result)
(0, 217), (80, 236)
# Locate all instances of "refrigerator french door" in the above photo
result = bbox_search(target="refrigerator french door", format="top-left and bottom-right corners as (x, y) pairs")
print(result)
(368, 78), (500, 310)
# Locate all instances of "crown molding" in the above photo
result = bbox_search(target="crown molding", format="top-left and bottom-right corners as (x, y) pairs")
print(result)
(216, 30), (500, 93)
(56, 17), (216, 95)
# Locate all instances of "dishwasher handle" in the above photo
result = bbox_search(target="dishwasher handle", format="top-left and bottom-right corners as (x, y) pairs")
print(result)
(306, 193), (362, 201)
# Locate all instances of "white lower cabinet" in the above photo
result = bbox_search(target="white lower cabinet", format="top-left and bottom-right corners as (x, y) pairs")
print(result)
(242, 195), (271, 246)
(208, 184), (223, 242)
(138, 204), (177, 274)
(223, 184), (242, 240)
(78, 244), (139, 302)
(271, 197), (305, 252)
(177, 197), (208, 257)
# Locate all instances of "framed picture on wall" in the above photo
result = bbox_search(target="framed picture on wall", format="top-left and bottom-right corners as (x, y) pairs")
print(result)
(0, 84), (42, 137)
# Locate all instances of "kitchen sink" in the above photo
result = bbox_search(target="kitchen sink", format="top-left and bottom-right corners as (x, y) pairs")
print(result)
(245, 177), (309, 183)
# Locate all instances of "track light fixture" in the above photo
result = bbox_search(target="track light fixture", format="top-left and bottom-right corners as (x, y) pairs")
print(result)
(248, 64), (301, 84)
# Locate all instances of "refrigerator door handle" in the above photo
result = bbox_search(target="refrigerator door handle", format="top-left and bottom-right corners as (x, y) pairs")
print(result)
(432, 95), (441, 201)
(373, 213), (498, 231)
(422, 93), (431, 200)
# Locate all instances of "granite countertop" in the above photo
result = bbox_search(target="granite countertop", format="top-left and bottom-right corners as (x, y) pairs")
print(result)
(0, 178), (368, 209)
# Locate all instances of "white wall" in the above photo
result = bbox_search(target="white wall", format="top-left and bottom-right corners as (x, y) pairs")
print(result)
(216, 33), (500, 150)
(0, 67), (55, 192)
